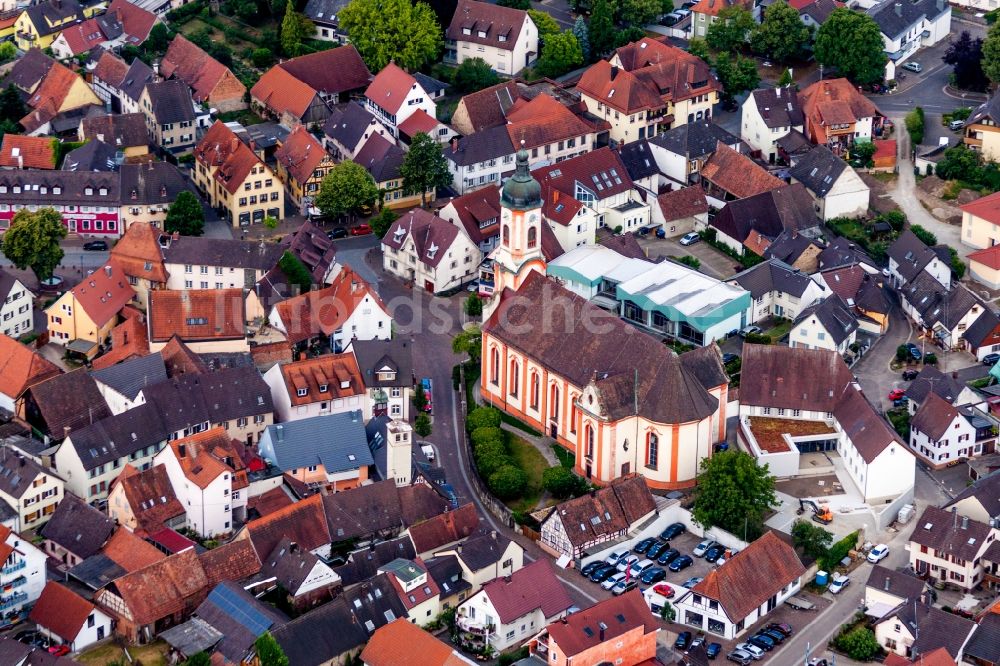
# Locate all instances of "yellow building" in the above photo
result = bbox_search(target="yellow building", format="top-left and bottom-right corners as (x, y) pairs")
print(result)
(273, 125), (335, 211)
(192, 121), (285, 227)
(961, 190), (1000, 250)
(964, 97), (1000, 162)
(46, 263), (135, 356)
(15, 0), (87, 51)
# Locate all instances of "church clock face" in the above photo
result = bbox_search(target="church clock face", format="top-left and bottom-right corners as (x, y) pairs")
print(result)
(529, 214), (538, 223)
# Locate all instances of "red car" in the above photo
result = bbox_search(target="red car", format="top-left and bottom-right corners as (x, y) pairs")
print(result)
(350, 224), (372, 236)
(652, 583), (675, 598)
(888, 389), (906, 401)
(48, 646), (70, 657)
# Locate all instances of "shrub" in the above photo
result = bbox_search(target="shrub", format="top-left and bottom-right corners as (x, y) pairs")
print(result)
(745, 332), (772, 345)
(905, 107), (925, 146)
(464, 294), (483, 317)
(881, 210), (906, 232)
(832, 626), (881, 661)
(471, 426), (504, 448)
(896, 344), (910, 362)
(910, 224), (937, 246)
(467, 407), (502, 432)
(821, 530), (858, 570)
(414, 413), (432, 437)
(489, 465), (529, 500)
(676, 255), (701, 269)
(542, 466), (587, 499)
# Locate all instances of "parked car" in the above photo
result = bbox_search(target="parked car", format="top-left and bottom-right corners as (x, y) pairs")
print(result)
(466, 280), (480, 292)
(727, 650), (754, 665)
(950, 119), (966, 131)
(739, 325), (762, 338)
(888, 388), (906, 401)
(765, 622), (793, 637)
(722, 353), (739, 364)
(827, 573), (851, 594)
(660, 522), (686, 540)
(14, 631), (38, 644)
(747, 634), (774, 651)
(761, 629), (786, 644)
(652, 582), (675, 598)
(629, 559), (656, 578)
(657, 547), (680, 565)
(985, 353), (1000, 366)
(350, 224), (372, 236)
(707, 643), (722, 660)
(606, 549), (630, 566)
(48, 646), (70, 657)
(736, 643), (765, 660)
(893, 397), (909, 408)
(868, 544), (890, 563)
(612, 578), (639, 596)
(640, 566), (667, 585)
(421, 377), (433, 413)
(328, 227), (348, 239)
(906, 343), (922, 361)
(902, 61), (922, 72)
(655, 228), (667, 239)
(647, 541), (669, 558)
(616, 554), (639, 572)
(674, 632), (692, 650)
(704, 544), (726, 563)
(602, 571), (626, 590)
(679, 232), (701, 246)
(634, 537), (657, 554)
(591, 565), (619, 583)
(580, 561), (603, 577)
(716, 549), (739, 566)
(669, 555), (694, 572)
(675, 7), (691, 15)
(83, 240), (108, 251)
(691, 636), (705, 649)
(693, 539), (717, 557)
(902, 368), (919, 381)
(660, 11), (681, 24)
(681, 576), (703, 588)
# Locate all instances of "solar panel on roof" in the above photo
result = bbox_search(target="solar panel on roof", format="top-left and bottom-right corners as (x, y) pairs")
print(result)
(207, 584), (273, 637)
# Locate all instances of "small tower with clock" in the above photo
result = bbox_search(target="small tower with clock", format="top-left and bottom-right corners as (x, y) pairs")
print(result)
(485, 144), (546, 317)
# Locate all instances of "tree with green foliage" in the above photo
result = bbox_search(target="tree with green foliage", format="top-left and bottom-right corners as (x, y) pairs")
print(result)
(833, 626), (881, 661)
(453, 57), (500, 93)
(0, 84), (26, 125)
(316, 161), (379, 220)
(400, 133), (452, 207)
(2, 207), (67, 282)
(279, 251), (312, 293)
(281, 5), (314, 56)
(905, 106), (925, 146)
(983, 21), (1000, 85)
(263, 215), (279, 230)
(476, 443), (510, 477)
(489, 465), (528, 500)
(613, 26), (646, 48)
(815, 8), (887, 85)
(777, 68), (794, 86)
(910, 224), (937, 247)
(535, 30), (584, 79)
(950, 248), (966, 279)
(617, 0), (661, 27)
(146, 22), (171, 54)
(413, 383), (428, 412)
(467, 406), (501, 431)
(0, 42), (15, 64)
(415, 413), (432, 437)
(542, 466), (587, 498)
(498, 0), (530, 8)
(791, 519), (833, 561)
(255, 632), (289, 666)
(851, 140), (877, 167)
(752, 0), (811, 63)
(252, 47), (275, 68)
(588, 0), (617, 59)
(944, 30), (988, 92)
(714, 52), (760, 102)
(184, 653), (212, 666)
(936, 144), (985, 182)
(164, 191), (205, 236)
(453, 326), (482, 364)
(471, 426), (504, 447)
(529, 9), (561, 43)
(687, 37), (711, 63)
(464, 293), (483, 317)
(573, 16), (591, 62)
(896, 344), (910, 362)
(692, 450), (778, 538)
(339, 0), (442, 71)
(369, 207), (397, 239)
(706, 6), (754, 52)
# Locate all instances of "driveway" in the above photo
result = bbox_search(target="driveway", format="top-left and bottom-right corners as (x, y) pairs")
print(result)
(637, 235), (741, 280)
(850, 294), (911, 413)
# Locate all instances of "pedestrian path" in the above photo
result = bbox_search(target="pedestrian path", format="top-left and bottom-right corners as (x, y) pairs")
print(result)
(499, 422), (560, 467)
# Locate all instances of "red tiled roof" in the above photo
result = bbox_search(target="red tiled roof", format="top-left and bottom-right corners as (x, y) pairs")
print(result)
(533, 147), (635, 202)
(365, 63), (418, 116)
(911, 392), (961, 441)
(112, 464), (185, 533)
(961, 190), (1000, 226)
(398, 108), (440, 138)
(0, 134), (56, 169)
(447, 0), (529, 53)
(102, 527), (166, 572)
(799, 78), (881, 144)
(108, 0), (157, 42)
(148, 288), (246, 344)
(69, 262), (136, 327)
(30, 582), (96, 642)
(361, 618), (466, 666)
(274, 125), (327, 185)
(505, 94), (593, 150)
(275, 45), (372, 96)
(0, 334), (61, 400)
(546, 590), (658, 658)
(382, 208), (462, 269)
(244, 494), (331, 559)
(691, 531), (805, 621)
(250, 66), (320, 121)
(577, 60), (664, 115)
(110, 222), (167, 284)
(744, 228), (772, 256)
(874, 139), (896, 160)
(612, 38), (721, 104)
(92, 50), (129, 88)
(700, 143), (785, 198)
(162, 34), (245, 103)
(59, 18), (110, 56)
(970, 244), (1000, 270)
(160, 336), (209, 377)
(385, 557), (440, 610)
(479, 559), (573, 624)
(247, 485), (295, 518)
(198, 539), (261, 587)
(690, 0), (752, 18)
(103, 548), (208, 626)
(22, 62), (90, 132)
(194, 121), (264, 195)
(273, 266), (385, 345)
(168, 427), (240, 489)
(280, 351), (363, 407)
(147, 527), (197, 554)
(657, 186), (708, 221)
(442, 185), (501, 244)
(408, 503), (480, 553)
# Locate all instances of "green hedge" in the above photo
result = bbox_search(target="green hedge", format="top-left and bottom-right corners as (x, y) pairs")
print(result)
(821, 530), (858, 571)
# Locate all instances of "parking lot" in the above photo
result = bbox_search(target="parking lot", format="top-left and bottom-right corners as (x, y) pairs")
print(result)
(635, 234), (742, 281)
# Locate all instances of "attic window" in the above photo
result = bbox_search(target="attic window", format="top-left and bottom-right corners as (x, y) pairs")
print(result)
(297, 387), (308, 397)
(186, 317), (208, 325)
(477, 30), (486, 37)
(498, 34), (506, 42)
(969, 538), (977, 545)
(426, 242), (439, 259)
(319, 383), (329, 392)
(348, 454), (357, 461)
(590, 516), (601, 525)
(463, 27), (471, 34)
(353, 598), (362, 609)
(53, 186), (60, 194)
(583, 627), (594, 637)
(924, 522), (933, 530)
(340, 380), (350, 389)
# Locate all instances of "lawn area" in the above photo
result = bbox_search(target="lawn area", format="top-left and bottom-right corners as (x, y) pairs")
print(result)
(552, 444), (575, 469)
(78, 641), (169, 666)
(761, 319), (793, 343)
(505, 432), (548, 513)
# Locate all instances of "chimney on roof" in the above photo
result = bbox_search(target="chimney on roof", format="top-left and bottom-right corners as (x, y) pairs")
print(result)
(179, 444), (187, 458)
(952, 371), (958, 379)
(776, 87), (781, 99)
(451, 137), (459, 154)
(276, 424), (283, 442)
(962, 515), (969, 530)
(104, 265), (112, 277)
(894, 2), (901, 15)
(290, 541), (298, 552)
(491, 529), (497, 540)
(16, 154), (22, 170)
(64, 426), (71, 439)
(884, 576), (890, 591)
(953, 506), (958, 528)
(153, 59), (160, 79)
(599, 622), (607, 641)
(298, 352), (306, 361)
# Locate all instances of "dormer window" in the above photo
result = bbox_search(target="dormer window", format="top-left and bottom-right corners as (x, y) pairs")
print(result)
(498, 35), (506, 42)
(462, 27), (471, 35)
(319, 383), (329, 392)
(85, 187), (93, 195)
(99, 188), (107, 195)
(340, 380), (350, 389)
(477, 30), (486, 37)
(296, 387), (308, 397)
(12, 186), (19, 193)
(131, 189), (137, 200)
(53, 186), (60, 194)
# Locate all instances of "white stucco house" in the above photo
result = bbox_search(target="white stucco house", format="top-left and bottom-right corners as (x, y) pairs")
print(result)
(263, 352), (368, 423)
(31, 581), (113, 651)
(867, 0), (951, 82)
(729, 259), (830, 325)
(909, 392), (994, 469)
(886, 229), (952, 290)
(741, 87), (804, 164)
(381, 207), (482, 294)
(789, 295), (859, 354)
(365, 63), (438, 138)
(0, 522), (47, 619)
(908, 504), (996, 591)
(789, 145), (871, 221)
(0, 271), (34, 340)
(445, 0), (538, 75)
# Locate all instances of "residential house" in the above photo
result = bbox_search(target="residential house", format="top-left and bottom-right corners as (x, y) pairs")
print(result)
(107, 222), (167, 308)
(0, 334), (60, 414)
(0, 524), (48, 619)
(108, 464), (185, 534)
(904, 366), (978, 417)
(39, 494), (114, 568)
(139, 80), (208, 155)
(50, 14), (124, 60)
(119, 162), (195, 232)
(257, 412), (374, 490)
(710, 184), (818, 256)
(815, 264), (891, 334)
(741, 86), (804, 163)
(273, 125), (336, 211)
(865, 564), (927, 621)
(888, 229), (952, 289)
(798, 0), (842, 27)
(799, 78), (885, 153)
(445, 0), (538, 75)
(963, 309), (1000, 361)
(961, 190), (1000, 250)
(652, 186), (709, 238)
(379, 557), (440, 627)
(192, 121), (284, 226)
(504, 93), (597, 168)
(789, 144), (870, 220)
(382, 207), (482, 294)
(690, 0), (753, 37)
(302, 0), (348, 41)
(79, 112), (151, 158)
(153, 428), (249, 536)
(89, 50), (130, 112)
(322, 102), (392, 161)
(875, 598), (976, 660)
(348, 337), (414, 421)
(407, 505), (480, 558)
(673, 532), (804, 639)
(263, 352), (365, 422)
(262, 536), (340, 611)
(867, 0), (950, 81)
(30, 581), (113, 651)
(46, 263), (135, 353)
(364, 63), (437, 138)
(456, 559), (573, 652)
(90, 315), (151, 370)
(0, 134), (57, 169)
(0, 272), (32, 345)
(952, 470), (1000, 523)
(900, 274), (984, 350)
(147, 289), (250, 354)
(966, 614), (1000, 666)
(365, 415), (414, 487)
(17, 58), (102, 136)
(789, 295), (859, 354)
(538, 476), (656, 561)
(18, 369), (112, 442)
(528, 590), (658, 666)
(738, 344), (916, 503)
(438, 185), (504, 254)
(363, 618), (476, 666)
(450, 80), (522, 135)
(160, 234), (284, 291)
(730, 258), (829, 324)
(575, 60), (666, 147)
(910, 393), (995, 468)
(240, 494), (332, 561)
(444, 126), (516, 195)
(101, 56), (154, 117)
(280, 220), (339, 286)
(161, 34), (247, 112)
(434, 530), (524, 594)
(0, 452), (63, 530)
(353, 133), (432, 209)
(62, 139), (119, 173)
(14, 0), (87, 51)
(269, 266), (390, 350)
(700, 142), (785, 205)
(607, 38), (721, 128)
(964, 94), (1000, 162)
(968, 245), (1000, 290)
(106, 0), (157, 43)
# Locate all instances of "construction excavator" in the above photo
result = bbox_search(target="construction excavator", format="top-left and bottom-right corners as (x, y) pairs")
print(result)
(797, 499), (833, 525)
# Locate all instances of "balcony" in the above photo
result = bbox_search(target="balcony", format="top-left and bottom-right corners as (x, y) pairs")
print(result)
(0, 591), (27, 611)
(1, 560), (24, 576)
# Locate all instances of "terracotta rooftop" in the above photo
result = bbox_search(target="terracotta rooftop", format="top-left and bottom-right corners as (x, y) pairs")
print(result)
(280, 351), (364, 407)
(112, 464), (185, 533)
(244, 493), (331, 559)
(361, 618), (469, 666)
(700, 143), (785, 198)
(0, 334), (61, 400)
(148, 288), (246, 344)
(168, 427), (244, 489)
(747, 416), (834, 453)
(478, 559), (573, 624)
(162, 33), (245, 103)
(505, 94), (594, 150)
(101, 548), (208, 626)
(546, 589), (658, 658)
(273, 266), (385, 345)
(68, 262), (135, 327)
(194, 121), (265, 195)
(250, 66), (320, 121)
(0, 134), (56, 169)
(108, 0), (157, 41)
(365, 63), (418, 116)
(102, 526), (166, 572)
(29, 582), (97, 643)
(274, 125), (327, 185)
(408, 503), (480, 554)
(799, 78), (882, 144)
(962, 191), (1000, 227)
(110, 221), (167, 284)
(970, 244), (1000, 271)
